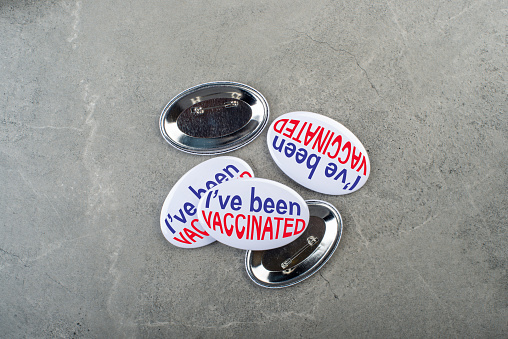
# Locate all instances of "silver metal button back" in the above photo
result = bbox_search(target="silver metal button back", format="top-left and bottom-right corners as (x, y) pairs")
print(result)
(245, 200), (343, 288)
(159, 82), (269, 155)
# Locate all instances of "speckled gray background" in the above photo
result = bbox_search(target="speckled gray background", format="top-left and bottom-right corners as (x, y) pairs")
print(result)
(1, 0), (506, 338)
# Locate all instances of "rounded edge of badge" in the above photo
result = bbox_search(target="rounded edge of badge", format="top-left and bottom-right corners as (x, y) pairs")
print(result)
(159, 81), (269, 155)
(244, 200), (343, 288)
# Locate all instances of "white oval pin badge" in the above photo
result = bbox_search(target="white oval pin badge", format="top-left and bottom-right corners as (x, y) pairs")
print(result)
(267, 112), (370, 195)
(160, 157), (254, 248)
(197, 178), (310, 251)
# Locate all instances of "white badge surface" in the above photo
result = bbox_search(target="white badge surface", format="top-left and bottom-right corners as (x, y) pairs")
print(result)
(197, 178), (310, 250)
(160, 157), (254, 248)
(267, 112), (370, 195)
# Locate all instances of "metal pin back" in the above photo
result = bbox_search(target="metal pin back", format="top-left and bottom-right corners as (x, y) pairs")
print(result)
(245, 200), (343, 288)
(159, 82), (269, 155)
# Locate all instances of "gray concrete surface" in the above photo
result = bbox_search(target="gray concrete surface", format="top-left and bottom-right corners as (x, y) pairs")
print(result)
(1, 0), (506, 337)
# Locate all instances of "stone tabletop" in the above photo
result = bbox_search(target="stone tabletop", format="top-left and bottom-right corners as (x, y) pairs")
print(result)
(1, 0), (506, 337)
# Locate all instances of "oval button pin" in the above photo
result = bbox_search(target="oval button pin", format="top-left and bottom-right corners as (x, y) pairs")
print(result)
(160, 157), (254, 248)
(267, 112), (370, 195)
(159, 82), (269, 155)
(196, 178), (310, 251)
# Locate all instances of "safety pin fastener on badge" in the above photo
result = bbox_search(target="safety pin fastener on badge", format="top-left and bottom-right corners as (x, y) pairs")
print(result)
(191, 101), (239, 114)
(281, 236), (319, 270)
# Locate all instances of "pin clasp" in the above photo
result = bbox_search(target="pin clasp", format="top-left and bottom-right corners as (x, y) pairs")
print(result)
(191, 100), (239, 114)
(281, 236), (319, 271)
